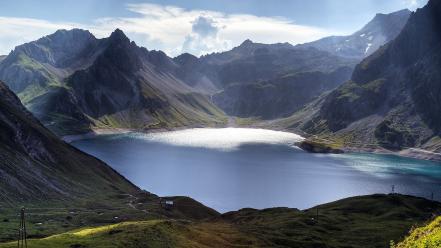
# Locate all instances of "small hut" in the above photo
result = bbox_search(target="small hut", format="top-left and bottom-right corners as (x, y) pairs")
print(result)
(160, 199), (174, 210)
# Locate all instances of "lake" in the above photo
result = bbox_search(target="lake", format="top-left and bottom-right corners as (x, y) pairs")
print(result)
(71, 128), (441, 213)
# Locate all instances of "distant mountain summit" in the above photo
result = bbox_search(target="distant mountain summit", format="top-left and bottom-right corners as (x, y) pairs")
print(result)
(299, 9), (411, 59)
(0, 28), (100, 93)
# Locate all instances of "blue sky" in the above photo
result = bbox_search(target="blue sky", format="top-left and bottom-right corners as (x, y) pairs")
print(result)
(0, 0), (428, 56)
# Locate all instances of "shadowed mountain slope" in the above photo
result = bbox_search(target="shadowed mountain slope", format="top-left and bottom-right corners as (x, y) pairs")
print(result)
(283, 0), (441, 152)
(0, 80), (138, 205)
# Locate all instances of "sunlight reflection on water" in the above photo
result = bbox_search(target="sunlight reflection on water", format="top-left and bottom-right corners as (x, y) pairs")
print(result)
(126, 128), (304, 151)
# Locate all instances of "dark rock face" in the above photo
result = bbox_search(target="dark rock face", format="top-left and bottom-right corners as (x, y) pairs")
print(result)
(66, 30), (145, 119)
(374, 120), (416, 149)
(298, 9), (411, 59)
(297, 140), (344, 154)
(319, 78), (389, 131)
(309, 0), (441, 149)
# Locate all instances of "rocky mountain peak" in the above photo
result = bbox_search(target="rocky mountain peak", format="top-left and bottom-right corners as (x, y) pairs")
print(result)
(21, 28), (96, 53)
(360, 9), (411, 36)
(4, 28), (98, 69)
(109, 28), (130, 44)
(239, 39), (254, 47)
(174, 52), (198, 62)
(297, 8), (411, 59)
(372, 9), (410, 20)
(46, 28), (95, 43)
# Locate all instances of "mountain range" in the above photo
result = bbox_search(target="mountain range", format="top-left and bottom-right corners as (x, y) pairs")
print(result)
(0, 29), (225, 135)
(189, 9), (410, 119)
(0, 2), (438, 154)
(280, 0), (441, 153)
(0, 8), (411, 135)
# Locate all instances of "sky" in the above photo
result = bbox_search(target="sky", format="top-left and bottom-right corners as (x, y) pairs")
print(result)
(0, 0), (428, 57)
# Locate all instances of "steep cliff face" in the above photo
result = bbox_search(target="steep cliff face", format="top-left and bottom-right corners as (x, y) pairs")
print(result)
(0, 80), (138, 205)
(302, 0), (441, 150)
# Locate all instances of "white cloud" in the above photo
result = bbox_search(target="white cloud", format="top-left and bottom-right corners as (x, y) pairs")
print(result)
(402, 0), (426, 9)
(191, 16), (219, 37)
(0, 2), (341, 57)
(181, 16), (231, 55)
(0, 17), (77, 55)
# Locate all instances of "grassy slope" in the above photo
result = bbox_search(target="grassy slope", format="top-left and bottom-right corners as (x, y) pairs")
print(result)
(395, 216), (441, 248)
(92, 93), (227, 132)
(223, 194), (441, 248)
(0, 80), (220, 242)
(2, 194), (440, 248)
(14, 53), (65, 104)
(0, 220), (260, 248)
(0, 195), (220, 243)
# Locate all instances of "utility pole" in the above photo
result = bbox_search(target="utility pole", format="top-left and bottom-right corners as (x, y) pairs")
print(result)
(316, 208), (319, 222)
(391, 185), (395, 194)
(17, 207), (27, 248)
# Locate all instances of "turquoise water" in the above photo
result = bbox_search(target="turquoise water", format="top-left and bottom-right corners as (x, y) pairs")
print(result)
(333, 153), (441, 180)
(71, 128), (441, 213)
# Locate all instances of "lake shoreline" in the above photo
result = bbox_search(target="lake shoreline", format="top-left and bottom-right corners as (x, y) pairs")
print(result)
(63, 126), (441, 162)
(343, 146), (441, 162)
(70, 128), (441, 212)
